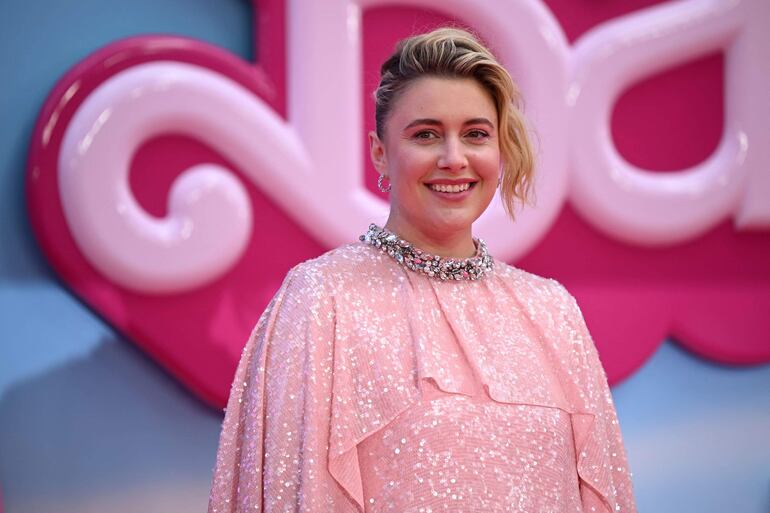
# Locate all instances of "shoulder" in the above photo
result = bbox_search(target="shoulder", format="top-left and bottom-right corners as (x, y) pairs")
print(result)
(261, 242), (392, 333)
(492, 259), (573, 304)
(255, 245), (367, 332)
(291, 241), (374, 274)
(288, 241), (394, 290)
(277, 242), (392, 306)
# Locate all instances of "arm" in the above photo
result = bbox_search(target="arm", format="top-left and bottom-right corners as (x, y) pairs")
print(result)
(208, 265), (357, 512)
(558, 284), (638, 513)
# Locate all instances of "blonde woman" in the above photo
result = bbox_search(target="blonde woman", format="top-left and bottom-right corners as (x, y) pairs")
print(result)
(209, 27), (637, 513)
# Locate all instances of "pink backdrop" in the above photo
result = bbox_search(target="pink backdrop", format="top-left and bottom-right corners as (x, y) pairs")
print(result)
(26, 0), (770, 409)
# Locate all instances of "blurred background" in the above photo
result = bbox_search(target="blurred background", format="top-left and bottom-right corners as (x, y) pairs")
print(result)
(1, 0), (769, 512)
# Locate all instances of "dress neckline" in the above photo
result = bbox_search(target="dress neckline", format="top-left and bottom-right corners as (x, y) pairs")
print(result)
(359, 223), (494, 281)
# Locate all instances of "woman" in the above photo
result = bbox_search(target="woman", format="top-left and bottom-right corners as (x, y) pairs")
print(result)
(209, 28), (637, 513)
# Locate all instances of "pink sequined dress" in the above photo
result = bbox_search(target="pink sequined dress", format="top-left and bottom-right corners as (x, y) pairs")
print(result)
(208, 240), (637, 513)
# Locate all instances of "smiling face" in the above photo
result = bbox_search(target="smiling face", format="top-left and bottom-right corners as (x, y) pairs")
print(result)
(370, 76), (501, 255)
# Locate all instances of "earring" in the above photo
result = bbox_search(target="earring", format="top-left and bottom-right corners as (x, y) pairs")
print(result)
(378, 174), (392, 193)
(497, 174), (502, 188)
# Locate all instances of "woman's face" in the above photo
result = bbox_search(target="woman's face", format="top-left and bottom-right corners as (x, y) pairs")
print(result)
(370, 76), (501, 245)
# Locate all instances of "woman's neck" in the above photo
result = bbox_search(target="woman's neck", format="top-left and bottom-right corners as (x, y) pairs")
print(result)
(383, 217), (476, 259)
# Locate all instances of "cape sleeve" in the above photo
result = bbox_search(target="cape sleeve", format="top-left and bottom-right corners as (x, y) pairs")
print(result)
(208, 264), (358, 513)
(557, 284), (638, 513)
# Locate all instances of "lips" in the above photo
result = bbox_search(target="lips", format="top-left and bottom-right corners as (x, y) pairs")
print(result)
(428, 182), (472, 193)
(424, 181), (478, 200)
(424, 179), (478, 193)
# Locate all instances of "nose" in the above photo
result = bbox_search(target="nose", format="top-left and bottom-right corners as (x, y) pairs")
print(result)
(437, 136), (468, 171)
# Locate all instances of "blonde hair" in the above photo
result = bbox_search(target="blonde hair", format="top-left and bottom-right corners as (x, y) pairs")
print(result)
(374, 27), (536, 219)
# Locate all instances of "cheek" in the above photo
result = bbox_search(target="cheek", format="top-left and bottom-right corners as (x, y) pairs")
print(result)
(469, 149), (501, 182)
(389, 148), (434, 182)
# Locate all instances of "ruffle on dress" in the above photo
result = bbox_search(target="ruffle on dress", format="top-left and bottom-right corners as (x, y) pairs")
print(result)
(208, 243), (636, 513)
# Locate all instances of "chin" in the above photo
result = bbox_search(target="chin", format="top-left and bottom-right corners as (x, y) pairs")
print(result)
(426, 213), (477, 234)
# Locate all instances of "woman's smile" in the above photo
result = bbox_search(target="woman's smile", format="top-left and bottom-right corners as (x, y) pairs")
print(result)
(425, 180), (478, 199)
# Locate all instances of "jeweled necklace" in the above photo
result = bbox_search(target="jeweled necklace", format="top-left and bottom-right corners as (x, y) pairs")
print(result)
(360, 223), (494, 281)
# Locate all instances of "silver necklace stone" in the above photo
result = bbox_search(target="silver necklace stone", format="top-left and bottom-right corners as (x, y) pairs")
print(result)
(360, 223), (494, 281)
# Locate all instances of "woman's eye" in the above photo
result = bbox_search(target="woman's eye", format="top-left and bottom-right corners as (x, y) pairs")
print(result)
(466, 129), (489, 139)
(413, 130), (437, 140)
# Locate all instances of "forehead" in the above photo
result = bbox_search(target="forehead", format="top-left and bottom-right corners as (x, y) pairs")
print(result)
(389, 76), (497, 124)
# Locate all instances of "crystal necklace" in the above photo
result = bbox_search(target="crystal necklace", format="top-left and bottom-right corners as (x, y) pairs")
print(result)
(360, 223), (494, 281)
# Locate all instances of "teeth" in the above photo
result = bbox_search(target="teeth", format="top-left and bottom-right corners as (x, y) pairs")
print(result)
(429, 183), (472, 193)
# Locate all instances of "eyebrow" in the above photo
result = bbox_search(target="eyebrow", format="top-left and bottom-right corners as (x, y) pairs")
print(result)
(403, 117), (495, 131)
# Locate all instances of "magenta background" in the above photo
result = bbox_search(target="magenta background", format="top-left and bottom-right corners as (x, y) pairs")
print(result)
(25, 0), (770, 409)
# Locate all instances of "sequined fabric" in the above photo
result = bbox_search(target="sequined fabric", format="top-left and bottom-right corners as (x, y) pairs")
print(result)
(357, 379), (583, 512)
(208, 241), (637, 513)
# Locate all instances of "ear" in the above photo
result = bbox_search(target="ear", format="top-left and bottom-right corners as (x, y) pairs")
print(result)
(369, 131), (387, 174)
